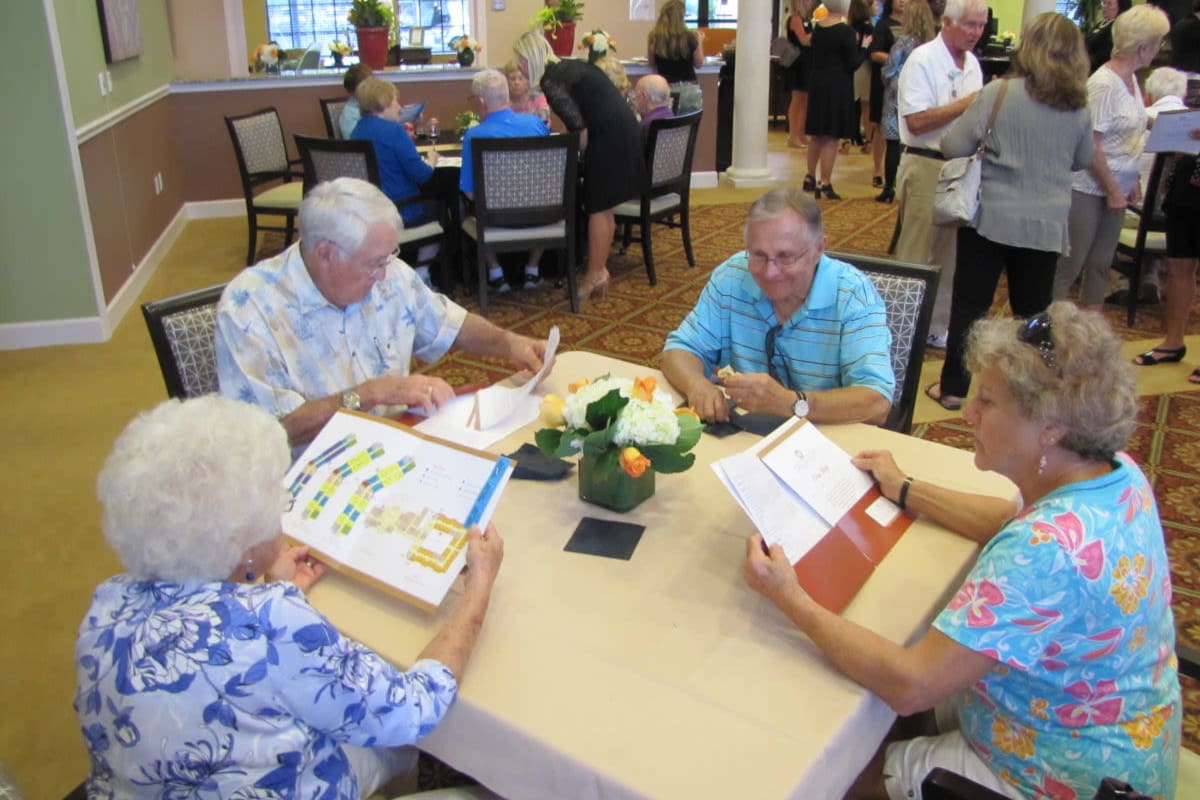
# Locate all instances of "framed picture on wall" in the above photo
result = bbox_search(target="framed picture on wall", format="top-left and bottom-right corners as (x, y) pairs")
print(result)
(96, 0), (143, 63)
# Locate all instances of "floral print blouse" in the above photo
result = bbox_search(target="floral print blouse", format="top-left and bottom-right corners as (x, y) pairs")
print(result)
(75, 576), (457, 798)
(934, 454), (1179, 799)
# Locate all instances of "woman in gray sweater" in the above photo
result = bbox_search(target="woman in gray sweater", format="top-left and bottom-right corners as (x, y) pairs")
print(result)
(927, 12), (1093, 410)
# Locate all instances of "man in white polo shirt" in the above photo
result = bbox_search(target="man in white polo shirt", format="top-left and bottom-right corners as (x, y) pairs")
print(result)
(895, 0), (987, 352)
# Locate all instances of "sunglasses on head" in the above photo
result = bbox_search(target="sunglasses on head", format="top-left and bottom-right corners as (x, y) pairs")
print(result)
(1017, 312), (1056, 369)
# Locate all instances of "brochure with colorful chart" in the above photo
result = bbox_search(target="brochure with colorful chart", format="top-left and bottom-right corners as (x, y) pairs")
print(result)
(282, 410), (513, 611)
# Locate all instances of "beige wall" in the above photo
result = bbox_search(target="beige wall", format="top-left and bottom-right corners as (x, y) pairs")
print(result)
(482, 0), (660, 69)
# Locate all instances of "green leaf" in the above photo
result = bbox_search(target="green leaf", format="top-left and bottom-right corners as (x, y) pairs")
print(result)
(592, 447), (619, 477)
(582, 426), (617, 457)
(534, 428), (564, 456)
(585, 388), (628, 431)
(675, 412), (704, 451)
(639, 445), (695, 474)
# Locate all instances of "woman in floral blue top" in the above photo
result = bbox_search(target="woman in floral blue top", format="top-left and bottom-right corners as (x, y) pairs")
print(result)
(75, 396), (504, 799)
(744, 302), (1179, 799)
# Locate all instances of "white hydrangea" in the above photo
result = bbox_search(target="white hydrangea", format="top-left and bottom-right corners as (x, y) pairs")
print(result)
(560, 376), (680, 447)
(592, 33), (609, 53)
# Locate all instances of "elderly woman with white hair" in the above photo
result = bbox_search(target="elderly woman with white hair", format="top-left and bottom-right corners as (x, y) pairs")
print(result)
(745, 303), (1180, 799)
(1053, 4), (1171, 313)
(75, 396), (504, 798)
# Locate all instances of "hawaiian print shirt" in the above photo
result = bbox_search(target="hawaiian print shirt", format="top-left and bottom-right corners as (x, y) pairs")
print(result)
(75, 576), (457, 799)
(934, 455), (1180, 799)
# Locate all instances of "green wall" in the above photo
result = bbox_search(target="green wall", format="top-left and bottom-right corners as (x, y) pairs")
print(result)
(0, 1), (94, 323)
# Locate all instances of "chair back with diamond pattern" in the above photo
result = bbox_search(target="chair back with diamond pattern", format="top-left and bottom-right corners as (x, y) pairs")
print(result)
(827, 252), (939, 433)
(224, 107), (304, 264)
(294, 135), (380, 194)
(141, 285), (226, 399)
(319, 97), (349, 139)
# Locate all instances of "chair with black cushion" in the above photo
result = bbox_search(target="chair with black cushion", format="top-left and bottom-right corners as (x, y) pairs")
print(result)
(614, 111), (702, 286)
(224, 107), (305, 265)
(827, 252), (939, 434)
(294, 134), (448, 289)
(141, 284), (227, 399)
(320, 96), (349, 140)
(461, 132), (580, 316)
(1115, 152), (1173, 326)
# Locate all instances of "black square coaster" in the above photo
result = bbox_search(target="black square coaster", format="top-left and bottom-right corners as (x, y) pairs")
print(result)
(564, 517), (646, 560)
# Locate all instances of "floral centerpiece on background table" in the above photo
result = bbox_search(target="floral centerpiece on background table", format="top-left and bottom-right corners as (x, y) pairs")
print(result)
(455, 110), (481, 137)
(329, 39), (353, 68)
(536, 375), (703, 512)
(253, 43), (281, 74)
(578, 29), (615, 64)
(450, 35), (483, 67)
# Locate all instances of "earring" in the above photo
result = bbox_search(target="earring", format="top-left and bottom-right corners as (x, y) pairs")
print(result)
(244, 557), (256, 582)
(1037, 453), (1047, 477)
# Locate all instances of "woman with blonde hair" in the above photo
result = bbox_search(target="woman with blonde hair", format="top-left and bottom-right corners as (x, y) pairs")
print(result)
(513, 30), (644, 301)
(783, 0), (815, 149)
(927, 12), (1093, 410)
(647, 0), (705, 113)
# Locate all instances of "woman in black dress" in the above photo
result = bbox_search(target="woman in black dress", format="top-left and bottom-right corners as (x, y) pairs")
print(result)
(804, 0), (872, 199)
(868, 0), (906, 188)
(784, 0), (815, 149)
(513, 31), (645, 301)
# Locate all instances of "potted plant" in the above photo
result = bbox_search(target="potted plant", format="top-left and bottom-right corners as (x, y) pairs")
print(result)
(531, 0), (584, 58)
(578, 29), (615, 64)
(348, 0), (394, 69)
(450, 35), (483, 68)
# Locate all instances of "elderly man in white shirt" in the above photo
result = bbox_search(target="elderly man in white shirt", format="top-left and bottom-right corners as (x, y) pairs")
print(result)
(894, 0), (987, 353)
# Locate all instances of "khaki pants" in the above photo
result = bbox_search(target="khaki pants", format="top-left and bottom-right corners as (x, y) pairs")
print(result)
(895, 153), (958, 334)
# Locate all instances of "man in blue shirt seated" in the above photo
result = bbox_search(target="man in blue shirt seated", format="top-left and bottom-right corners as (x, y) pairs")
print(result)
(662, 188), (895, 425)
(460, 68), (551, 292)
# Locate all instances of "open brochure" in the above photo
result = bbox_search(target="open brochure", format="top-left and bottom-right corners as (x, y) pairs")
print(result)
(282, 410), (513, 612)
(712, 418), (911, 612)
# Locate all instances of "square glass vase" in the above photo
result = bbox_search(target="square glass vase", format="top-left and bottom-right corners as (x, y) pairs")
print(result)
(578, 450), (655, 512)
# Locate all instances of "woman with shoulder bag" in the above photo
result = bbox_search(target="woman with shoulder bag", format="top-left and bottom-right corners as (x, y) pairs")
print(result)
(925, 12), (1093, 410)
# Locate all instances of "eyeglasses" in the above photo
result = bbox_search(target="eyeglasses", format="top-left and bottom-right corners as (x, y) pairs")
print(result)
(1017, 312), (1057, 369)
(765, 324), (786, 384)
(747, 249), (809, 269)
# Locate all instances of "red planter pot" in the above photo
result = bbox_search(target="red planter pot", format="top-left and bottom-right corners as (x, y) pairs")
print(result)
(355, 26), (389, 70)
(544, 22), (576, 58)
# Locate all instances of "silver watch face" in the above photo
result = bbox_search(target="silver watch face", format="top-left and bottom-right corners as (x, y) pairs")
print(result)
(342, 390), (361, 411)
(792, 392), (809, 418)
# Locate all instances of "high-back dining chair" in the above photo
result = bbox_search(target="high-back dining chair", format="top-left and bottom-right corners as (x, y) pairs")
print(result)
(141, 284), (227, 399)
(319, 97), (349, 140)
(614, 111), (702, 285)
(827, 252), (940, 434)
(293, 134), (448, 288)
(224, 107), (305, 265)
(1115, 152), (1173, 326)
(461, 132), (580, 316)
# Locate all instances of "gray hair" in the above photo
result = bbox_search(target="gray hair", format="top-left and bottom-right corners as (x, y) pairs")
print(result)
(823, 0), (851, 14)
(1112, 5), (1169, 58)
(744, 187), (824, 244)
(97, 397), (290, 581)
(513, 30), (556, 87)
(943, 0), (988, 24)
(1145, 66), (1187, 103)
(472, 68), (510, 108)
(300, 177), (403, 256)
(964, 302), (1137, 461)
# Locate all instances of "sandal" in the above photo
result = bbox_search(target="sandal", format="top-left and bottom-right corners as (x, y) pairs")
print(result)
(872, 176), (884, 188)
(802, 174), (816, 192)
(925, 382), (963, 411)
(1132, 346), (1186, 366)
(1190, 368), (1200, 385)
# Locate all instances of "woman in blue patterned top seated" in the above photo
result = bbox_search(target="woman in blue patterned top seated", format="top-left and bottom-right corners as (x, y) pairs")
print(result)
(75, 396), (504, 799)
(744, 303), (1180, 799)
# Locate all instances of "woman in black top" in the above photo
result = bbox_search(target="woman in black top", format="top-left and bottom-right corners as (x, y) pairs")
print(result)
(513, 31), (645, 302)
(647, 0), (706, 113)
(784, 0), (815, 149)
(868, 0), (906, 187)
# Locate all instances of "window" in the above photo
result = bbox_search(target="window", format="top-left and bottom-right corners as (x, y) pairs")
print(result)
(684, 0), (738, 28)
(266, 1), (474, 55)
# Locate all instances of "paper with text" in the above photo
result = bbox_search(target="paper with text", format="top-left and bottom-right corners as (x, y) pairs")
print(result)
(758, 419), (875, 527)
(1145, 109), (1200, 154)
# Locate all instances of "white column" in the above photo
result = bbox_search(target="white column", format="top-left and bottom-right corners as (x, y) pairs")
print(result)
(725, 4), (777, 187)
(1021, 0), (1058, 32)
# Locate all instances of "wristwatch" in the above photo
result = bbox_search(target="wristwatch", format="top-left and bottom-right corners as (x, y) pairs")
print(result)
(792, 390), (809, 418)
(341, 390), (362, 411)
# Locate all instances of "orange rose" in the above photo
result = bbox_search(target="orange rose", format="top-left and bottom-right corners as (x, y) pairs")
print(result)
(631, 376), (657, 401)
(619, 446), (651, 478)
(568, 378), (590, 393)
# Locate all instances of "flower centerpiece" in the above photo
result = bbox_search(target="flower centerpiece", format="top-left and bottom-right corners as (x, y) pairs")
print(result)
(532, 0), (585, 57)
(450, 34), (483, 67)
(253, 43), (281, 74)
(578, 29), (615, 64)
(455, 109), (481, 136)
(348, 0), (394, 69)
(329, 39), (353, 68)
(536, 375), (703, 512)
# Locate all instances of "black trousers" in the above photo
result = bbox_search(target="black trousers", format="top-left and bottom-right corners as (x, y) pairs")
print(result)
(884, 138), (901, 191)
(939, 226), (1058, 397)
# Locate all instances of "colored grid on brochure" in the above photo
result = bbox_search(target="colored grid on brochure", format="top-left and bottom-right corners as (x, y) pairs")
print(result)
(304, 443), (385, 520)
(333, 456), (416, 534)
(287, 434), (358, 499)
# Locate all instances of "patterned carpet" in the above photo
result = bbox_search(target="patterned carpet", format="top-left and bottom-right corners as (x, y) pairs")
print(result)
(386, 198), (1200, 756)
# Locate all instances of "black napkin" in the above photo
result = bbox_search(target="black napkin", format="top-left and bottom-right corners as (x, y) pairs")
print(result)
(564, 517), (646, 560)
(505, 443), (573, 481)
(731, 411), (789, 436)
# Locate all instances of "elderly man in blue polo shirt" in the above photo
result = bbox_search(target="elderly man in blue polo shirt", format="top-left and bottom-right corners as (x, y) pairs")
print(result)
(662, 188), (894, 425)
(460, 68), (550, 292)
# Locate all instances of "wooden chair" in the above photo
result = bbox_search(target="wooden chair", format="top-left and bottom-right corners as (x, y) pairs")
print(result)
(293, 135), (449, 288)
(614, 111), (702, 285)
(461, 132), (580, 316)
(224, 107), (304, 265)
(1114, 152), (1173, 326)
(141, 284), (227, 399)
(827, 252), (940, 434)
(319, 96), (349, 140)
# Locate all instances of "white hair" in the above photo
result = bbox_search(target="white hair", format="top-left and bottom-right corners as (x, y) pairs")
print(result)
(1112, 5), (1169, 58)
(300, 177), (403, 257)
(1145, 67), (1187, 103)
(97, 397), (290, 581)
(472, 68), (511, 108)
(943, 0), (988, 24)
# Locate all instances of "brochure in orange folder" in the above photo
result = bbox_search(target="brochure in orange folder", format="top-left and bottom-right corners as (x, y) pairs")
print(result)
(712, 418), (911, 613)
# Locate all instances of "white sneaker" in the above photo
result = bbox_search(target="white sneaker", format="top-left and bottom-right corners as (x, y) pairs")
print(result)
(926, 330), (948, 349)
